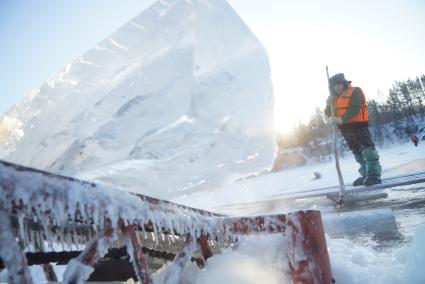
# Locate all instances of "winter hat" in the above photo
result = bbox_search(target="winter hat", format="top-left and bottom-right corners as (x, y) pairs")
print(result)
(329, 73), (348, 86)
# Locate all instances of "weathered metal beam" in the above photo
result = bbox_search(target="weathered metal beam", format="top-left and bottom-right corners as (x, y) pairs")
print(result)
(223, 213), (287, 234)
(223, 211), (333, 284)
(286, 211), (334, 284)
(196, 234), (213, 267)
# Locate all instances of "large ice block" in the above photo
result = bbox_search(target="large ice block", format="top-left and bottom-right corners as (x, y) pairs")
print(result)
(0, 0), (275, 199)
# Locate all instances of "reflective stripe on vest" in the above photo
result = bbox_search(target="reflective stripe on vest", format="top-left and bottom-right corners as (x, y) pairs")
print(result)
(334, 85), (369, 123)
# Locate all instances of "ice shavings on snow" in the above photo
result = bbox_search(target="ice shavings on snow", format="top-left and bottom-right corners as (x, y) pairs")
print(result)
(329, 237), (407, 284)
(174, 234), (291, 284)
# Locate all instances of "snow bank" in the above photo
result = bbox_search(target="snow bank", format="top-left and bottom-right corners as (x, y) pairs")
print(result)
(0, 0), (275, 200)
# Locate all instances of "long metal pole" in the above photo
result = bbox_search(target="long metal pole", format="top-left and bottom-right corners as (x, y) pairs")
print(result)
(326, 66), (345, 206)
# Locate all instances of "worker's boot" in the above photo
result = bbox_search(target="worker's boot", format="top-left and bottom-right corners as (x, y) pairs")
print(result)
(362, 147), (382, 186)
(364, 175), (381, 186)
(353, 152), (367, 186)
(353, 176), (367, 186)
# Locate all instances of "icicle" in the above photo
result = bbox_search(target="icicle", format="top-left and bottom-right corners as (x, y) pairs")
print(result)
(17, 214), (26, 246)
(151, 232), (157, 243)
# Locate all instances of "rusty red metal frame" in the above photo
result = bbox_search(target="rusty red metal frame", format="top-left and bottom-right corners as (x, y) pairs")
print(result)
(120, 221), (153, 284)
(222, 211), (333, 284)
(42, 263), (57, 282)
(0, 160), (333, 284)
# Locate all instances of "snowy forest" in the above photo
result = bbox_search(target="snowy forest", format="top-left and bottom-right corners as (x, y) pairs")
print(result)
(274, 75), (425, 169)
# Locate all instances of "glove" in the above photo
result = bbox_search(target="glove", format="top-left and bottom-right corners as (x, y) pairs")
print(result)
(326, 95), (335, 105)
(327, 117), (343, 126)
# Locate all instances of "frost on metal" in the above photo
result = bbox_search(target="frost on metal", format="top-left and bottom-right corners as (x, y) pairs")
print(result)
(0, 161), (223, 242)
(0, 160), (333, 284)
(0, 206), (33, 284)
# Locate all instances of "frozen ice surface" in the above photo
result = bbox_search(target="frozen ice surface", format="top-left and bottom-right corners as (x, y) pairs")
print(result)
(0, 0), (275, 199)
(401, 222), (425, 284)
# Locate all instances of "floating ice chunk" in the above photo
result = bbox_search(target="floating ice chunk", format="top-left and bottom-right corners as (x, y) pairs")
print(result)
(322, 208), (396, 237)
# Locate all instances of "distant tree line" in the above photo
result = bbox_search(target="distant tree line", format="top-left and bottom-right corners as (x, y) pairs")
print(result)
(368, 75), (425, 144)
(274, 74), (425, 168)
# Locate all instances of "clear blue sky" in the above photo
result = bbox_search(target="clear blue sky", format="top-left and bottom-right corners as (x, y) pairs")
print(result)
(1, 0), (425, 132)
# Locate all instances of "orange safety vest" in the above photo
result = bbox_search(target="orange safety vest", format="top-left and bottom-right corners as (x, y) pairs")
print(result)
(334, 84), (369, 124)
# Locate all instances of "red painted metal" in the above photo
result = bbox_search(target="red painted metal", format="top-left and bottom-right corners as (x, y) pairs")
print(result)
(223, 214), (287, 234)
(42, 263), (58, 282)
(286, 211), (334, 284)
(223, 211), (333, 284)
(120, 221), (153, 284)
(197, 234), (213, 265)
(79, 226), (114, 267)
